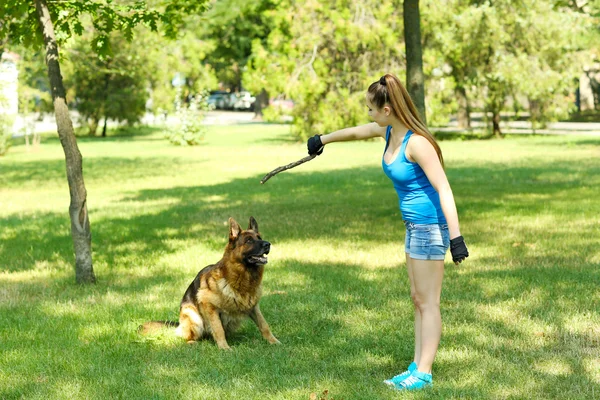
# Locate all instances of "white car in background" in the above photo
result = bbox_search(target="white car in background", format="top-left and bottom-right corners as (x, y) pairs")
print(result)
(231, 91), (256, 111)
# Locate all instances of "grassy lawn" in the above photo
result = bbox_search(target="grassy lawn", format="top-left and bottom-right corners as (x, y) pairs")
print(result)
(1, 124), (599, 399)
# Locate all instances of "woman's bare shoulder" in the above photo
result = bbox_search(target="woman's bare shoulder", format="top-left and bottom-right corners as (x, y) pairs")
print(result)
(368, 123), (387, 138)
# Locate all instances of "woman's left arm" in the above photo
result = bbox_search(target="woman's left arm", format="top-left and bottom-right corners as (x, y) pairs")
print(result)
(406, 136), (461, 239)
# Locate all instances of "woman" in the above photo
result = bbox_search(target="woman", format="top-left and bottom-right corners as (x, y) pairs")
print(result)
(306, 73), (469, 391)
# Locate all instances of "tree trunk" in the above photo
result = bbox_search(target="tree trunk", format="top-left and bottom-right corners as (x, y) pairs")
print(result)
(403, 0), (426, 124)
(253, 88), (269, 120)
(101, 72), (110, 137)
(455, 85), (471, 129)
(529, 98), (540, 130)
(492, 110), (502, 138)
(102, 116), (108, 137)
(88, 116), (99, 136)
(0, 23), (5, 59)
(35, 0), (95, 284)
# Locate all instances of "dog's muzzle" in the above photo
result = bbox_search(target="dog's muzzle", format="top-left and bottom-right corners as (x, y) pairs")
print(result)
(248, 241), (270, 265)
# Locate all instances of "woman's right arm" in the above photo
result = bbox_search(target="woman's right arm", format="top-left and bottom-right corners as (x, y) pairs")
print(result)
(321, 122), (386, 145)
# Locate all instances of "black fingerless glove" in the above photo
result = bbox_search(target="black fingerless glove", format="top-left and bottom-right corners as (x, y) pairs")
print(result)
(307, 134), (324, 156)
(450, 236), (469, 263)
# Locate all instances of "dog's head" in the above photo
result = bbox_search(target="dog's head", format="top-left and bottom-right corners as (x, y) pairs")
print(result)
(228, 217), (270, 266)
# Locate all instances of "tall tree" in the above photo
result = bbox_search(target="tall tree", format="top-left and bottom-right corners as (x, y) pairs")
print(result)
(403, 0), (426, 124)
(1, 0), (209, 283)
(34, 0), (94, 282)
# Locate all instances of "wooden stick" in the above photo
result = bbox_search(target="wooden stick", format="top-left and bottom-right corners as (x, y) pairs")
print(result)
(260, 154), (318, 184)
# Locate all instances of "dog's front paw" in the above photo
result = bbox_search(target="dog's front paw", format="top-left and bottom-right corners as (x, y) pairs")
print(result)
(217, 342), (232, 351)
(268, 336), (281, 345)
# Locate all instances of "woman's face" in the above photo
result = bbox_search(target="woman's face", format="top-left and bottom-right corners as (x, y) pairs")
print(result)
(366, 95), (391, 127)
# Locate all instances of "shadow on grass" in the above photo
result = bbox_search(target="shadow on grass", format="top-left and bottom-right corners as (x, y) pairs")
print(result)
(1, 156), (599, 271)
(1, 255), (598, 398)
(0, 258), (405, 399)
(431, 130), (495, 141)
(8, 126), (166, 150)
(561, 110), (600, 123)
(0, 156), (208, 190)
(441, 258), (600, 398)
(73, 125), (166, 141)
(541, 138), (600, 146)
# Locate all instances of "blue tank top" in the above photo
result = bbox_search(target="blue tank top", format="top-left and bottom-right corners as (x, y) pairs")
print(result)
(382, 126), (446, 224)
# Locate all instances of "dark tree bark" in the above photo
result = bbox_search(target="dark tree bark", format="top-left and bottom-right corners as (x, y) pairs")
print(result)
(492, 111), (501, 138)
(88, 116), (99, 136)
(101, 72), (110, 137)
(253, 88), (269, 120)
(102, 116), (108, 137)
(35, 0), (95, 284)
(403, 0), (426, 124)
(455, 85), (471, 129)
(0, 20), (5, 59)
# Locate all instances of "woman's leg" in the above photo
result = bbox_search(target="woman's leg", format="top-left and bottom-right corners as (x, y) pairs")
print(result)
(406, 253), (421, 366)
(409, 258), (444, 374)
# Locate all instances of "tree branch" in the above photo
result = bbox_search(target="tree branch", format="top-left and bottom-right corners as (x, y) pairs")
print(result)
(260, 154), (317, 184)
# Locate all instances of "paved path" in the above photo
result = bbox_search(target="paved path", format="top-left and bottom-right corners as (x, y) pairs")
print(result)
(11, 111), (600, 136)
(440, 123), (600, 135)
(12, 111), (258, 137)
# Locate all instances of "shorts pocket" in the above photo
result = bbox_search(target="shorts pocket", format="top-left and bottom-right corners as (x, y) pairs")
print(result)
(412, 229), (430, 248)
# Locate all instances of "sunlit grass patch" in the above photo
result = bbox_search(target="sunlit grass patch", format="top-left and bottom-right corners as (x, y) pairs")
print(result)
(0, 125), (599, 399)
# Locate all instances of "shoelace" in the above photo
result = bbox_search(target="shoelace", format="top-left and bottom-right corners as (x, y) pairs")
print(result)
(392, 370), (409, 380)
(400, 375), (420, 388)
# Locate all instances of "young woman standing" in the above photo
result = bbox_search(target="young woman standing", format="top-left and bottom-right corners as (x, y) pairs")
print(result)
(306, 73), (469, 391)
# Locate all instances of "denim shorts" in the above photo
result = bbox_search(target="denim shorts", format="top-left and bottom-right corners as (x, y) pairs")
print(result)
(404, 221), (450, 261)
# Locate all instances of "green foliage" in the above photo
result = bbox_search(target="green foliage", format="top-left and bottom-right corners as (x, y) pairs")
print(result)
(62, 31), (149, 135)
(4, 3), (218, 134)
(3, 0), (600, 140)
(0, 77), (14, 156)
(1, 0), (210, 59)
(240, 0), (598, 137)
(244, 1), (404, 140)
(0, 115), (13, 156)
(146, 30), (218, 115)
(505, 2), (588, 128)
(425, 77), (458, 128)
(199, 0), (282, 89)
(1, 0), (214, 142)
(261, 102), (288, 123)
(14, 46), (53, 115)
(424, 0), (594, 132)
(164, 91), (209, 146)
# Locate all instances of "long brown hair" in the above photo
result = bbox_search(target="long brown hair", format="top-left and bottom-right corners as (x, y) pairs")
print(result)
(368, 73), (444, 167)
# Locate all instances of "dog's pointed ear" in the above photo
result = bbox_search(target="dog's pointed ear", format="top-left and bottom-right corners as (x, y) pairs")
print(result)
(229, 217), (242, 242)
(248, 216), (259, 233)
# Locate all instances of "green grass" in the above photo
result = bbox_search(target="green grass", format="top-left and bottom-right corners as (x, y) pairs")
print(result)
(562, 110), (600, 123)
(1, 124), (599, 399)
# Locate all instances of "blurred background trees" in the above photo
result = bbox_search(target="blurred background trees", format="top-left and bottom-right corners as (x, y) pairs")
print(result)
(3, 0), (599, 140)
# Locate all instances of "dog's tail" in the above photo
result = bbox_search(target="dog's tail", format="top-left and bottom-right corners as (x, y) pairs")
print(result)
(137, 320), (179, 335)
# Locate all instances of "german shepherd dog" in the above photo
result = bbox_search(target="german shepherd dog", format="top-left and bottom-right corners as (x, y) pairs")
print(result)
(139, 217), (280, 350)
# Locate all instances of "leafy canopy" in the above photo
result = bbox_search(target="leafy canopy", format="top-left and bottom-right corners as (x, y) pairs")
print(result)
(1, 0), (209, 58)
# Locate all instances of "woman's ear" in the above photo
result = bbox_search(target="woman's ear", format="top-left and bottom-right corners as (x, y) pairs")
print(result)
(383, 105), (391, 116)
